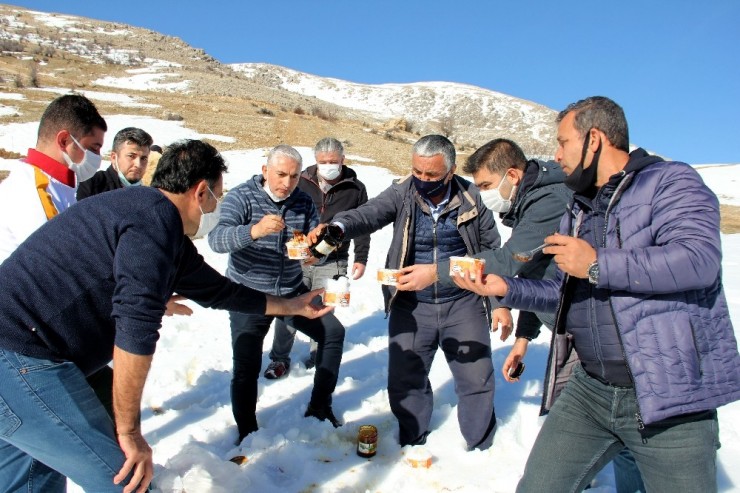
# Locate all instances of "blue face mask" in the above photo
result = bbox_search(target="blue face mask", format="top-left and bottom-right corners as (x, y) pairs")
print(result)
(412, 173), (450, 200)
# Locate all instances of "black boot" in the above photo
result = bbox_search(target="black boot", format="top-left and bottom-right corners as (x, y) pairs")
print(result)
(305, 404), (342, 428)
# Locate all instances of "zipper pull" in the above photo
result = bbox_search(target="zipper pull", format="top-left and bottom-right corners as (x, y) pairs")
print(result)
(635, 412), (645, 430)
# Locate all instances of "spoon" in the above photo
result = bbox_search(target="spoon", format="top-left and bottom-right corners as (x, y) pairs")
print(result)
(512, 242), (551, 262)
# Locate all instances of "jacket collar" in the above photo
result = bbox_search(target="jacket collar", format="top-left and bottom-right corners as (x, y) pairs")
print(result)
(24, 148), (76, 187)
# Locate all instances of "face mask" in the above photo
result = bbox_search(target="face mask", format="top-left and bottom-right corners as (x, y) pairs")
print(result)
(480, 174), (517, 213)
(263, 182), (286, 203)
(564, 130), (602, 194)
(412, 172), (450, 200)
(63, 134), (102, 183)
(317, 163), (342, 181)
(113, 158), (141, 187)
(193, 187), (221, 239)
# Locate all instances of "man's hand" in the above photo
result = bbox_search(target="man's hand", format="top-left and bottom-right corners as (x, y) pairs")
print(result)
(164, 294), (193, 317)
(265, 289), (335, 319)
(251, 214), (286, 240)
(114, 432), (153, 493)
(543, 233), (596, 279)
(502, 337), (529, 383)
(396, 264), (437, 291)
(351, 263), (366, 280)
(303, 256), (320, 267)
(307, 223), (327, 245)
(112, 348), (153, 492)
(452, 271), (509, 297)
(491, 307), (513, 342)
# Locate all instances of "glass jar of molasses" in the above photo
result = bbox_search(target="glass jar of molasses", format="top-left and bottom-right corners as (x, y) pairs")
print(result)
(357, 425), (377, 458)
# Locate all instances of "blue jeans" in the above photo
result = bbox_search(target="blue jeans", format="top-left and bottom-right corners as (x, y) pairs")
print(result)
(0, 349), (128, 493)
(270, 260), (348, 363)
(517, 364), (720, 493)
(614, 448), (645, 493)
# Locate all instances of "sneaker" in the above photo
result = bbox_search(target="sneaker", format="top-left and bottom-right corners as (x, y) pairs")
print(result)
(263, 361), (289, 380)
(305, 404), (342, 428)
(303, 351), (317, 369)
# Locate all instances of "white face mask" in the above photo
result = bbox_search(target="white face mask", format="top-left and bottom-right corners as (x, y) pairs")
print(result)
(63, 134), (102, 183)
(480, 175), (517, 213)
(113, 158), (141, 187)
(193, 187), (221, 239)
(317, 163), (341, 181)
(263, 182), (286, 203)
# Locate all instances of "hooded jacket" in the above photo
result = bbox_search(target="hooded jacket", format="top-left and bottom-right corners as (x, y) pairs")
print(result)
(437, 160), (571, 337)
(333, 174), (501, 312)
(297, 165), (370, 264)
(500, 149), (740, 425)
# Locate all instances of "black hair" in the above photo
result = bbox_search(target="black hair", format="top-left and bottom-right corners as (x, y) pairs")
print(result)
(150, 139), (227, 192)
(37, 94), (107, 143)
(463, 138), (527, 175)
(112, 127), (153, 152)
(556, 96), (629, 152)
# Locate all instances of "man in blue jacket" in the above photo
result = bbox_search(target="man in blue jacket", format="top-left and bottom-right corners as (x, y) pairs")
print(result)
(455, 96), (740, 491)
(330, 134), (501, 451)
(0, 139), (332, 493)
(208, 145), (346, 443)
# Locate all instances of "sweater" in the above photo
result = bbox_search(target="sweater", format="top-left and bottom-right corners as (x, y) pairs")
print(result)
(208, 174), (319, 296)
(0, 187), (267, 376)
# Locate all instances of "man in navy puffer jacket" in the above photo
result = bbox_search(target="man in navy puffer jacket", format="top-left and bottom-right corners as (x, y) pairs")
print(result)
(455, 96), (740, 492)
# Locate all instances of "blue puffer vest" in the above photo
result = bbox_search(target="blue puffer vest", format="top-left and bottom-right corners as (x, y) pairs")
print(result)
(413, 204), (467, 303)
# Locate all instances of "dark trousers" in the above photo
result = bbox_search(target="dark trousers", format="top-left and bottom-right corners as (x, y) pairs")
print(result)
(229, 308), (345, 439)
(388, 292), (496, 450)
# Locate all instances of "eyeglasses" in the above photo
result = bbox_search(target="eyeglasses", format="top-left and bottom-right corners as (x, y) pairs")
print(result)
(207, 186), (223, 203)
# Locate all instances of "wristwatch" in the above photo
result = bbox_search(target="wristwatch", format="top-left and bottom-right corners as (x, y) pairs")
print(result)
(587, 260), (600, 285)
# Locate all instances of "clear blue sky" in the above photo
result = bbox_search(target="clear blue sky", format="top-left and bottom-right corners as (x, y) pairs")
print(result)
(14, 0), (740, 164)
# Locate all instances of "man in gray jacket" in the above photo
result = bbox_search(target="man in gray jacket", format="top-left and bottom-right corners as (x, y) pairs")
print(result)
(398, 138), (571, 379)
(330, 135), (501, 451)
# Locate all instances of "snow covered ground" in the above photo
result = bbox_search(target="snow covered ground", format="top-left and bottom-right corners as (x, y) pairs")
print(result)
(0, 111), (738, 493)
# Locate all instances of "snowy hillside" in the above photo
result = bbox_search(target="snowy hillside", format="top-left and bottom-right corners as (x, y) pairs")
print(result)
(231, 63), (557, 154)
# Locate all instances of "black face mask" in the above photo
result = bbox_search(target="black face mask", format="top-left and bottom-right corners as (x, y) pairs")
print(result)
(412, 173), (450, 200)
(564, 129), (602, 194)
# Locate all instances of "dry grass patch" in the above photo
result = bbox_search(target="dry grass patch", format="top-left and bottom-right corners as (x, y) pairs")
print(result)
(720, 204), (740, 234)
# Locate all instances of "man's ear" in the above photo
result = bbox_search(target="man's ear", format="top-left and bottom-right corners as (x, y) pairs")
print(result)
(588, 128), (603, 151)
(55, 129), (72, 152)
(194, 179), (209, 204)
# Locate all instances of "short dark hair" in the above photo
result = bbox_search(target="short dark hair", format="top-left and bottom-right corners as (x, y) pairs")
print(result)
(463, 138), (527, 175)
(37, 94), (107, 143)
(556, 96), (629, 152)
(150, 140), (227, 193)
(112, 127), (153, 153)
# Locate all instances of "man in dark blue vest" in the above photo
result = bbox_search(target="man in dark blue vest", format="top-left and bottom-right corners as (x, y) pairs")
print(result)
(329, 135), (501, 451)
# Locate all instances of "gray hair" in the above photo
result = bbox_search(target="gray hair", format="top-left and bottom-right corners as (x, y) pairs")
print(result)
(557, 96), (629, 152)
(267, 144), (303, 168)
(412, 134), (456, 172)
(313, 137), (344, 156)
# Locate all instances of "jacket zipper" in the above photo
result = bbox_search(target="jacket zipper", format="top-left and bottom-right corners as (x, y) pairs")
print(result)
(432, 220), (438, 301)
(602, 175), (644, 430)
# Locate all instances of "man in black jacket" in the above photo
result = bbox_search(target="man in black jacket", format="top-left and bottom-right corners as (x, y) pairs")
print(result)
(77, 127), (153, 200)
(265, 137), (371, 376)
